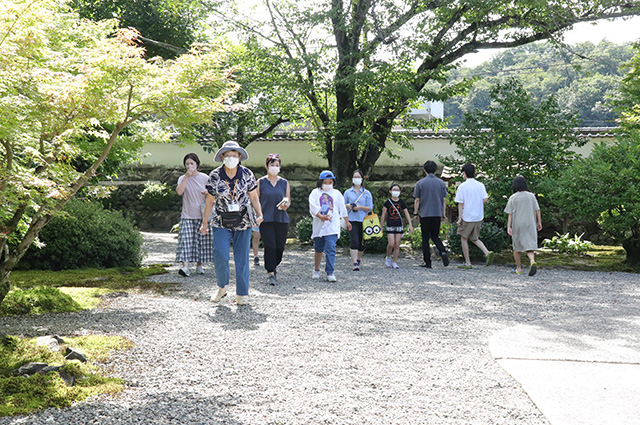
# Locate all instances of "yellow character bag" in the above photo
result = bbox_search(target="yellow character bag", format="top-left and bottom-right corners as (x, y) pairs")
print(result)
(363, 212), (383, 240)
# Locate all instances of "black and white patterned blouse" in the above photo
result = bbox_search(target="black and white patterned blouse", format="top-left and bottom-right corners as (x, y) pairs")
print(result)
(205, 165), (258, 230)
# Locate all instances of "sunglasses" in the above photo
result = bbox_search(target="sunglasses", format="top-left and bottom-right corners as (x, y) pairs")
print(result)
(267, 153), (280, 160)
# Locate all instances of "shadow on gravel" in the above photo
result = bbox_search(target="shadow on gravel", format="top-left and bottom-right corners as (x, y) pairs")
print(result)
(206, 305), (268, 331)
(6, 390), (247, 425)
(0, 308), (162, 338)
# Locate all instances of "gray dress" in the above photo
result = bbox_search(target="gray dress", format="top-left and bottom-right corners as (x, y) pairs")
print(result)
(504, 191), (540, 252)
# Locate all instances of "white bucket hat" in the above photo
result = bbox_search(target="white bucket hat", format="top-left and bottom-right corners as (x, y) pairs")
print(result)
(214, 141), (249, 162)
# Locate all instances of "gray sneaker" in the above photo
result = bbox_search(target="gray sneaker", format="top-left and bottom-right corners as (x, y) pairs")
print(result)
(267, 274), (277, 285)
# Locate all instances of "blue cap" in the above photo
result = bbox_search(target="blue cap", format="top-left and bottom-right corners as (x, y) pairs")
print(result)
(319, 170), (336, 180)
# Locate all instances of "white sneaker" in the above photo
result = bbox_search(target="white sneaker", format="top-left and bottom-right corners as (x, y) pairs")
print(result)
(236, 295), (249, 305)
(392, 262), (400, 269)
(210, 287), (227, 302)
(385, 257), (392, 268)
(326, 274), (337, 282)
(178, 267), (190, 277)
(312, 270), (321, 279)
(196, 265), (204, 275)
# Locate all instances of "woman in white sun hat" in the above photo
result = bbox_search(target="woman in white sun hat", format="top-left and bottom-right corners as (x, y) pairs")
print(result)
(200, 141), (264, 306)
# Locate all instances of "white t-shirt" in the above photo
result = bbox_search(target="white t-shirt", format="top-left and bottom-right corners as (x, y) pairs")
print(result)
(177, 172), (209, 219)
(454, 178), (488, 222)
(308, 187), (348, 238)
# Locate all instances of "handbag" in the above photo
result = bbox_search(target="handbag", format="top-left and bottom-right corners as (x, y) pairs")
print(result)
(219, 209), (246, 228)
(363, 212), (383, 240)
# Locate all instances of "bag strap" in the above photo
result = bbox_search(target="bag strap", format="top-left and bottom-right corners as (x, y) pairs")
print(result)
(388, 199), (403, 226)
(352, 188), (366, 205)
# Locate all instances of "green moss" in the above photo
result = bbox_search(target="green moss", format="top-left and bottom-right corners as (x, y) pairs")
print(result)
(0, 287), (82, 316)
(2, 265), (171, 317)
(0, 335), (131, 417)
(492, 246), (634, 272)
(9, 265), (168, 289)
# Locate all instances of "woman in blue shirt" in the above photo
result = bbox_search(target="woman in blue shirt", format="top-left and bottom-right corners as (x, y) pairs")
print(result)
(343, 169), (373, 271)
(256, 153), (290, 285)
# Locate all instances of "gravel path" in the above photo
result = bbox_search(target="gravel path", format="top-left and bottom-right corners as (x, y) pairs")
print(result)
(2, 232), (640, 424)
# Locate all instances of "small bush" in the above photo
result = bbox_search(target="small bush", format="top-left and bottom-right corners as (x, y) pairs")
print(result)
(139, 182), (174, 210)
(295, 216), (314, 244)
(542, 232), (594, 255)
(19, 199), (143, 270)
(448, 222), (508, 259)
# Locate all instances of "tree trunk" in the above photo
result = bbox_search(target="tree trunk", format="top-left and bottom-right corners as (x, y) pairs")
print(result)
(623, 234), (640, 266)
(0, 259), (17, 307)
(331, 73), (360, 188)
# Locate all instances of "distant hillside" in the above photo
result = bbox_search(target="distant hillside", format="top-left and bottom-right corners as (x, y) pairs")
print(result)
(443, 41), (635, 127)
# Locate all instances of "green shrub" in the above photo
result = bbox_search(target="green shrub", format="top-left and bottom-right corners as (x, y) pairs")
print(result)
(295, 215), (388, 253)
(19, 199), (143, 270)
(542, 232), (594, 255)
(407, 222), (452, 251)
(295, 216), (314, 244)
(448, 222), (508, 259)
(139, 181), (174, 210)
(1, 286), (82, 316)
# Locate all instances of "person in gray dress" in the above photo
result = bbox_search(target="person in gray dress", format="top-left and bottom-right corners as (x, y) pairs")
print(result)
(504, 176), (542, 276)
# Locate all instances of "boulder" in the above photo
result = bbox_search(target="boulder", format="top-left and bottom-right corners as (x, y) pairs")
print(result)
(64, 347), (87, 362)
(12, 362), (48, 376)
(36, 335), (64, 352)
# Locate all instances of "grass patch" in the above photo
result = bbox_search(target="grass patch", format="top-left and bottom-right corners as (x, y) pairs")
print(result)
(0, 334), (133, 417)
(2, 265), (171, 317)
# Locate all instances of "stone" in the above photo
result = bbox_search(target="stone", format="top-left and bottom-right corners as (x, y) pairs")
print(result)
(36, 335), (64, 352)
(58, 369), (75, 387)
(40, 365), (62, 374)
(12, 362), (48, 376)
(64, 347), (87, 362)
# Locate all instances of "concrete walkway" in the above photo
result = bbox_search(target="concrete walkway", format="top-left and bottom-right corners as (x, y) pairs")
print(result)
(490, 312), (640, 425)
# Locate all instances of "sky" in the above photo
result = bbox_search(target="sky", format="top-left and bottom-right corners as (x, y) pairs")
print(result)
(462, 16), (640, 67)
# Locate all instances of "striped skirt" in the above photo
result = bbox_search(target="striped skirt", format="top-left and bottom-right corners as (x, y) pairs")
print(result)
(175, 218), (214, 263)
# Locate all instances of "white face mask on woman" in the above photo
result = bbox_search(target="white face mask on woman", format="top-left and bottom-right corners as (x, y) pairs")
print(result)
(223, 156), (239, 169)
(352, 177), (362, 186)
(322, 184), (333, 192)
(391, 190), (401, 198)
(268, 166), (280, 176)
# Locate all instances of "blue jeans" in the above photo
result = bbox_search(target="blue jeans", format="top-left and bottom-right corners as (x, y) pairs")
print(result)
(212, 227), (252, 296)
(314, 234), (338, 275)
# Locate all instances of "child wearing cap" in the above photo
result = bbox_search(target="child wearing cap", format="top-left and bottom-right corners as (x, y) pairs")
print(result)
(308, 170), (351, 282)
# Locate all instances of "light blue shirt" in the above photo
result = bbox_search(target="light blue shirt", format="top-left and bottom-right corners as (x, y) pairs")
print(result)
(343, 186), (373, 222)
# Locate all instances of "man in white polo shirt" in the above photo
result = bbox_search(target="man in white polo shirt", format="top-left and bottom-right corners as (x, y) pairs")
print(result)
(454, 163), (494, 269)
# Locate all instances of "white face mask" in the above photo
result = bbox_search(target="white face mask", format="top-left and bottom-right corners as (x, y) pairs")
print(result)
(186, 163), (197, 171)
(322, 184), (333, 192)
(352, 178), (362, 186)
(223, 156), (239, 169)
(268, 166), (280, 176)
(391, 190), (401, 198)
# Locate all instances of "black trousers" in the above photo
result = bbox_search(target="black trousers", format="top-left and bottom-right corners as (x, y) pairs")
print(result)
(420, 216), (446, 265)
(259, 221), (289, 273)
(348, 221), (365, 251)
